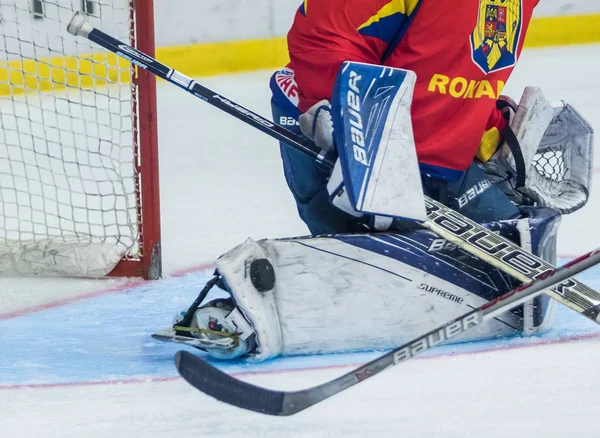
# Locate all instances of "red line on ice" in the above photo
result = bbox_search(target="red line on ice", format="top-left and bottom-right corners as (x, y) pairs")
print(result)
(1, 330), (599, 391)
(0, 262), (214, 320)
(0, 280), (145, 320)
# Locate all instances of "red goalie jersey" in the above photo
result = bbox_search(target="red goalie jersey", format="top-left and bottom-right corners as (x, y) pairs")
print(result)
(288, 0), (539, 180)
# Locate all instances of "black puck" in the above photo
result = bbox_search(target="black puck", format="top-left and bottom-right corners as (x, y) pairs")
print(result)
(249, 258), (276, 292)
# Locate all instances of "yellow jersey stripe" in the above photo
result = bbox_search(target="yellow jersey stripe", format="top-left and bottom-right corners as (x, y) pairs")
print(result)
(358, 0), (420, 31)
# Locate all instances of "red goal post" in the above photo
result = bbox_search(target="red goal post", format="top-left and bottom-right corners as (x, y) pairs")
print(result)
(0, 0), (161, 279)
(112, 0), (161, 279)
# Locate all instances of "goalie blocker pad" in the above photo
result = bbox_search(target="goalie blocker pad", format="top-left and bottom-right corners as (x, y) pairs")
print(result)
(215, 207), (559, 361)
(330, 62), (426, 222)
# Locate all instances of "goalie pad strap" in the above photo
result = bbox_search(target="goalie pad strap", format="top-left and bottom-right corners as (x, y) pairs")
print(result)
(503, 125), (527, 189)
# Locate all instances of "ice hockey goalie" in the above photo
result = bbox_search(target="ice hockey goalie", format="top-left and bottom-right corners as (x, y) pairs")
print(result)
(154, 69), (593, 361)
(154, 1), (594, 361)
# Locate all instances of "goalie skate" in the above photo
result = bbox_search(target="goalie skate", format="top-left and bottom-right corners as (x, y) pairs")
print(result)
(152, 297), (257, 360)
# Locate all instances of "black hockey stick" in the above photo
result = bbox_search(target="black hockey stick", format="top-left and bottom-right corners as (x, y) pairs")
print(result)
(66, 13), (333, 168)
(175, 248), (600, 415)
(66, 12), (600, 321)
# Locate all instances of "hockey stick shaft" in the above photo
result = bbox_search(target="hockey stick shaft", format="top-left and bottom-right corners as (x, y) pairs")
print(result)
(421, 201), (600, 320)
(66, 13), (333, 168)
(175, 247), (600, 415)
(67, 13), (600, 322)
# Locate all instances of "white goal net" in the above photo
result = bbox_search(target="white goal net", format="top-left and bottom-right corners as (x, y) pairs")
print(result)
(0, 0), (160, 278)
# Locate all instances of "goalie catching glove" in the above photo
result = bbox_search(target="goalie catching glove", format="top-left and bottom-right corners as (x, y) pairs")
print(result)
(482, 87), (594, 214)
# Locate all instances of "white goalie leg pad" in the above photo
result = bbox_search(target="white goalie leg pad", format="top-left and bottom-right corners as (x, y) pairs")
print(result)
(515, 218), (557, 335)
(215, 238), (283, 361)
(222, 236), (522, 357)
(270, 236), (522, 355)
(216, 235), (541, 359)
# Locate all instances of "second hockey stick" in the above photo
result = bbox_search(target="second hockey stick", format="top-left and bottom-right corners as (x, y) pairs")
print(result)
(66, 12), (600, 321)
(175, 248), (600, 415)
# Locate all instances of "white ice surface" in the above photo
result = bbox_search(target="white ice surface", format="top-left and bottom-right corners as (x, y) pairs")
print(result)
(1, 44), (600, 437)
(2, 339), (600, 438)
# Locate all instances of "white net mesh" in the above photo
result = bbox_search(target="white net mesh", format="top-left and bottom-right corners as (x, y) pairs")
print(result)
(533, 149), (568, 183)
(0, 0), (140, 276)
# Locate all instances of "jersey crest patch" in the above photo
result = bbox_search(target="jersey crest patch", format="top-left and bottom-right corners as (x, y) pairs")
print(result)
(274, 68), (299, 106)
(470, 0), (523, 74)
